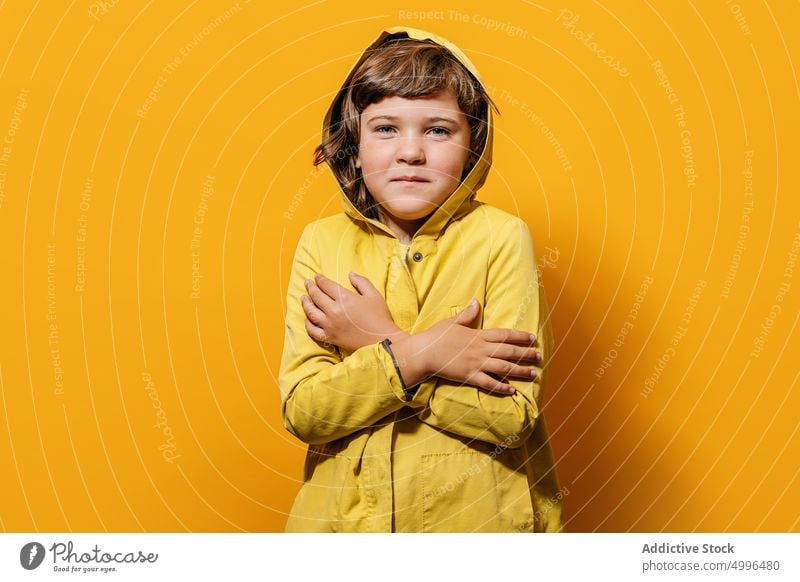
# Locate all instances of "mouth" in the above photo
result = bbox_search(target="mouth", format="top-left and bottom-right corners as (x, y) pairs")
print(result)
(391, 176), (430, 183)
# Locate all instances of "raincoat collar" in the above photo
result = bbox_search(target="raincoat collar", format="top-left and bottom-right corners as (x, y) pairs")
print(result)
(322, 26), (494, 241)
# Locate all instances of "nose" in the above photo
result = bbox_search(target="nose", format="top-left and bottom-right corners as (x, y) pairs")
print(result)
(395, 135), (425, 165)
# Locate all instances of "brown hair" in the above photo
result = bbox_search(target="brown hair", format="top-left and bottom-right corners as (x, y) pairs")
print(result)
(313, 35), (498, 220)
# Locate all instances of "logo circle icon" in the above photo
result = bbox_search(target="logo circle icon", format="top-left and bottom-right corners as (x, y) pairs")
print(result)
(19, 542), (46, 570)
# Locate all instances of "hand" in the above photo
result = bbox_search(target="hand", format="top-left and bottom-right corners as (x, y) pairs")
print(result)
(301, 272), (403, 353)
(400, 299), (542, 395)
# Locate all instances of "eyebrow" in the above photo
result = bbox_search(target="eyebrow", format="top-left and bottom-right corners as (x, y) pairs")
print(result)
(367, 114), (460, 125)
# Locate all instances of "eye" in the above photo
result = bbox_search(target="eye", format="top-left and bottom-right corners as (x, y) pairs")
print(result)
(374, 125), (396, 135)
(427, 126), (451, 137)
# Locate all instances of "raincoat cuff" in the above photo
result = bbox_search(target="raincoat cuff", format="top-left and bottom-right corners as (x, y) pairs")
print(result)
(406, 375), (437, 409)
(380, 338), (414, 400)
(379, 338), (436, 407)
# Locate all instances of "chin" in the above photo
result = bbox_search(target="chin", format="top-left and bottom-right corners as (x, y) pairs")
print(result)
(382, 201), (437, 221)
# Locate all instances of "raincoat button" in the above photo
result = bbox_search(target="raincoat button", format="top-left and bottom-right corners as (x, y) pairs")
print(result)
(412, 252), (423, 262)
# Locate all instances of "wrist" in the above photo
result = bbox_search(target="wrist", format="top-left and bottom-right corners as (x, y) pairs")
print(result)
(382, 325), (407, 343)
(385, 331), (430, 388)
(366, 324), (405, 348)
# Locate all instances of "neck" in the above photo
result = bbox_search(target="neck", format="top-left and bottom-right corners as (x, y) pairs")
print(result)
(378, 207), (427, 245)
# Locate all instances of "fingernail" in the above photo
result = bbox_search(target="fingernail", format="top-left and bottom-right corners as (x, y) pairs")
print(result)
(530, 369), (537, 378)
(507, 387), (516, 394)
(529, 333), (537, 342)
(304, 280), (310, 287)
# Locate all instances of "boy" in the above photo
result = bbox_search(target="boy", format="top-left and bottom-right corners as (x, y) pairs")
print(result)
(279, 26), (563, 532)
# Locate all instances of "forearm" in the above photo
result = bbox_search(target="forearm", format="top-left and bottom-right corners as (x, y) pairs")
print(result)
(280, 226), (434, 445)
(281, 342), (413, 445)
(416, 378), (541, 448)
(414, 217), (548, 447)
(416, 324), (547, 448)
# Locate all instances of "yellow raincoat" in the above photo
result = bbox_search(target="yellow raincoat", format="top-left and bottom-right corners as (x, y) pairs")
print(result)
(279, 26), (563, 532)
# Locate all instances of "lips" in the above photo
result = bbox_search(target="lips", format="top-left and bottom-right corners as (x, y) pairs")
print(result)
(391, 175), (429, 182)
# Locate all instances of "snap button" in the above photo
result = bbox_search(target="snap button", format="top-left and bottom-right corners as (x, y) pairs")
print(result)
(412, 251), (423, 262)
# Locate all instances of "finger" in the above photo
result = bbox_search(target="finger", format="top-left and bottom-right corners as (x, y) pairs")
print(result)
(301, 295), (327, 326)
(305, 278), (336, 312)
(484, 357), (538, 381)
(304, 316), (328, 343)
(486, 343), (542, 365)
(483, 327), (537, 346)
(453, 299), (479, 325)
(348, 272), (380, 297)
(314, 273), (354, 302)
(469, 371), (516, 395)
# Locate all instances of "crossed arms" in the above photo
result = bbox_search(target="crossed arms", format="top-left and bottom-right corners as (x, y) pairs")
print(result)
(278, 218), (551, 448)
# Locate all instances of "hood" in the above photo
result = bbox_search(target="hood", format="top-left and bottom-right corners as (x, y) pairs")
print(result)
(321, 26), (494, 240)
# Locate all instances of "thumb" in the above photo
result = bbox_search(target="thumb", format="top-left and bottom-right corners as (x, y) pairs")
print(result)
(349, 272), (378, 296)
(454, 299), (479, 325)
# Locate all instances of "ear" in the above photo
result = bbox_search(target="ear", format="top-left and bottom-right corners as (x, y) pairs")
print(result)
(355, 155), (361, 169)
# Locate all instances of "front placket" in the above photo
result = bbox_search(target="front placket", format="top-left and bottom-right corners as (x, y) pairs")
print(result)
(362, 239), (419, 531)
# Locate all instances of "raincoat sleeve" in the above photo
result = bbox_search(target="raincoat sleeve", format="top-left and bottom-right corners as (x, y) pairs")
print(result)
(416, 217), (553, 449)
(279, 224), (433, 445)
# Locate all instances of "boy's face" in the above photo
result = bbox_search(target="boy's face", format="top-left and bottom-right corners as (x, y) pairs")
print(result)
(355, 89), (472, 232)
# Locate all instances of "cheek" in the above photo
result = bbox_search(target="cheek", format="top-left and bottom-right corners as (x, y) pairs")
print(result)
(431, 144), (470, 179)
(357, 138), (390, 172)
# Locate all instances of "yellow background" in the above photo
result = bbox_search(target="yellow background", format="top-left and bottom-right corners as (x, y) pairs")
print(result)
(0, 0), (797, 532)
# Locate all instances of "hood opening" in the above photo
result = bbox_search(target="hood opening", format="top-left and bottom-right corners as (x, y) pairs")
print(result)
(314, 26), (497, 240)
